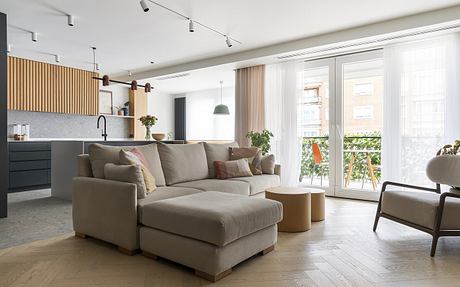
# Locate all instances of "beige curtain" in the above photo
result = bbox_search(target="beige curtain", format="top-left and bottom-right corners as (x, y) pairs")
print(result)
(234, 65), (265, 147)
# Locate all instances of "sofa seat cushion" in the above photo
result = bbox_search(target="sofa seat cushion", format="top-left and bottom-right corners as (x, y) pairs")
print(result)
(229, 175), (280, 195)
(141, 191), (283, 246)
(172, 179), (250, 195)
(158, 143), (209, 185)
(381, 190), (460, 230)
(137, 187), (202, 222)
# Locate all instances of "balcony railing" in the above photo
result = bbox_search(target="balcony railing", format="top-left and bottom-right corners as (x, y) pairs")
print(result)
(300, 133), (382, 185)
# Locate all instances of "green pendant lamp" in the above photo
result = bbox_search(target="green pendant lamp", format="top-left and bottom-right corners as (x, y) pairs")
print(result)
(213, 80), (230, 115)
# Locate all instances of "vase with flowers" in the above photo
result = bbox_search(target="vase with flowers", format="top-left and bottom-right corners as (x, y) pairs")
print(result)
(139, 115), (158, 140)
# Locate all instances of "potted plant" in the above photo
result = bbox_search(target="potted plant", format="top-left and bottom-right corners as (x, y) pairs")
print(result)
(139, 115), (158, 140)
(246, 129), (274, 155)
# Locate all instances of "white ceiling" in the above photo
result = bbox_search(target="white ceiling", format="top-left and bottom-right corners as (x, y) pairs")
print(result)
(2, 0), (460, 78)
(145, 65), (235, 94)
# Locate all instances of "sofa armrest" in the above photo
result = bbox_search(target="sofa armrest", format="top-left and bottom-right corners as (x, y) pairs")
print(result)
(72, 177), (138, 250)
(274, 164), (281, 176)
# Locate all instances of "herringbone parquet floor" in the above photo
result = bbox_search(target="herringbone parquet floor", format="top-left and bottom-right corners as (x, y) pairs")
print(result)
(1, 198), (460, 287)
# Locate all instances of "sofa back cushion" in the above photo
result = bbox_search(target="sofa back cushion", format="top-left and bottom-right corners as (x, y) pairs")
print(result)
(203, 141), (239, 178)
(158, 143), (208, 185)
(87, 143), (166, 186)
(104, 163), (147, 199)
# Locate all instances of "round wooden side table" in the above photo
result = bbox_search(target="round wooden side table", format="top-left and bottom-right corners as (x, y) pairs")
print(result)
(265, 187), (311, 232)
(309, 188), (325, 222)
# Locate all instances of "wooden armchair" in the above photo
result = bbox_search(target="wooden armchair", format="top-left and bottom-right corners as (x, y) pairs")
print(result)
(373, 155), (460, 256)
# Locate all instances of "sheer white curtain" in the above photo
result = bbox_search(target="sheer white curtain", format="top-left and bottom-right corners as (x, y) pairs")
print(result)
(265, 62), (303, 186)
(383, 33), (460, 186)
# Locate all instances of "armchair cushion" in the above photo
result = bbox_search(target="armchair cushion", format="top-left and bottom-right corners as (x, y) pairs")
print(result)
(381, 190), (460, 230)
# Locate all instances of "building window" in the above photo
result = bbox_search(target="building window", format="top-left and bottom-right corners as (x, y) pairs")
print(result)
(353, 83), (373, 96)
(353, 105), (374, 120)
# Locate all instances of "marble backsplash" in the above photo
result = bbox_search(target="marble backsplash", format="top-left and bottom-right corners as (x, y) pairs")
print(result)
(7, 110), (130, 139)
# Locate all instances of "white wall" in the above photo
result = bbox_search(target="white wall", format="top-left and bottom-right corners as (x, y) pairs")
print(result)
(99, 83), (130, 114)
(175, 87), (235, 141)
(148, 91), (174, 138)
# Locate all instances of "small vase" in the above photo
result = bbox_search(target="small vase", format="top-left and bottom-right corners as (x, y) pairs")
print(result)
(145, 126), (151, 140)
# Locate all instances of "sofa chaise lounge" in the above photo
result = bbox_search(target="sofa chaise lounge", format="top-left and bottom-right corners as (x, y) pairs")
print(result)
(72, 142), (282, 281)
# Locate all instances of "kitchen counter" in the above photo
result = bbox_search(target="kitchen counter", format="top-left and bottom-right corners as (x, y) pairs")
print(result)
(8, 138), (145, 142)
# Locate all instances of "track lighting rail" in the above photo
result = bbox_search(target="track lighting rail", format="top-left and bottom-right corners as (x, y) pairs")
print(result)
(142, 0), (241, 45)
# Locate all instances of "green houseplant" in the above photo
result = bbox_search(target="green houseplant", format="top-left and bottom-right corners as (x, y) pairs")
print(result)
(139, 115), (158, 140)
(246, 129), (274, 155)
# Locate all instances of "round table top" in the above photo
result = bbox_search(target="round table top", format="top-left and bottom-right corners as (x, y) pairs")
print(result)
(266, 186), (324, 195)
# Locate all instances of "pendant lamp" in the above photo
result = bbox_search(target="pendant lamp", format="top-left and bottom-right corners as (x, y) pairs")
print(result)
(213, 80), (229, 115)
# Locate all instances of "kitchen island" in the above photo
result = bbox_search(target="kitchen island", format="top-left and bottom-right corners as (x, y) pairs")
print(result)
(51, 139), (184, 201)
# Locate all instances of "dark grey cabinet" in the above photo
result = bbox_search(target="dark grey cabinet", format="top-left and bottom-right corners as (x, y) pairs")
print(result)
(8, 142), (51, 192)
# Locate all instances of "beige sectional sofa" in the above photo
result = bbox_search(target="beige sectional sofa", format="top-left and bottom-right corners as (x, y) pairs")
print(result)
(72, 142), (282, 281)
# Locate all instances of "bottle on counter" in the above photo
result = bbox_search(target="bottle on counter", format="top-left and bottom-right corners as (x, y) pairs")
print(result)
(22, 124), (30, 140)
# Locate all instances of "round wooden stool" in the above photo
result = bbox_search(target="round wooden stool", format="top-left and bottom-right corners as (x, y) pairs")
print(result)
(309, 188), (325, 222)
(265, 187), (311, 232)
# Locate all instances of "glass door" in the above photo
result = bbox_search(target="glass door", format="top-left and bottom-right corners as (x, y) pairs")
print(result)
(300, 58), (335, 197)
(335, 50), (383, 201)
(301, 50), (383, 201)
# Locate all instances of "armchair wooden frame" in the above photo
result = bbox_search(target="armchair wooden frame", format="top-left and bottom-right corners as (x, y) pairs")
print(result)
(373, 181), (460, 256)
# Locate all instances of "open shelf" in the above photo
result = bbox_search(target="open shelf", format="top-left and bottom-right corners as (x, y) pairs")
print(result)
(100, 114), (134, 119)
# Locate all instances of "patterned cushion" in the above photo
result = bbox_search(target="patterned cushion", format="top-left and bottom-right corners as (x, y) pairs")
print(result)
(230, 147), (263, 175)
(120, 149), (156, 194)
(214, 159), (253, 179)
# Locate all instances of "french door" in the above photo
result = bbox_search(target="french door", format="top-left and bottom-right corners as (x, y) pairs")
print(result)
(300, 50), (383, 201)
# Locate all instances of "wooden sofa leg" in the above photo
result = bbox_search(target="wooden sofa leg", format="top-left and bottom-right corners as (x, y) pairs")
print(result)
(430, 235), (439, 257)
(142, 251), (158, 260)
(195, 268), (232, 282)
(260, 245), (275, 255)
(75, 232), (86, 239)
(117, 246), (139, 256)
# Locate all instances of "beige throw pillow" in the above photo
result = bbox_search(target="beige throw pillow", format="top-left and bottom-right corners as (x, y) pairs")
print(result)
(104, 163), (147, 199)
(214, 159), (253, 179)
(261, 154), (276, 174)
(119, 149), (156, 194)
(230, 147), (263, 175)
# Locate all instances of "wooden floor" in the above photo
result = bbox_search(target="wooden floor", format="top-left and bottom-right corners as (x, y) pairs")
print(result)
(1, 197), (460, 287)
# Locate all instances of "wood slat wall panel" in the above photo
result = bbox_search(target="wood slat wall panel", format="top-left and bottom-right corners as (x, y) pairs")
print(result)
(7, 56), (99, 115)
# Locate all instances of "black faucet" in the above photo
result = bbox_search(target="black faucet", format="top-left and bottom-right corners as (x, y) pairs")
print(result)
(97, 115), (107, 141)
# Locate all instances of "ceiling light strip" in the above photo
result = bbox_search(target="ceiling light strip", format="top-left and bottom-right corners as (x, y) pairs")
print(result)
(145, 0), (241, 44)
(278, 22), (460, 60)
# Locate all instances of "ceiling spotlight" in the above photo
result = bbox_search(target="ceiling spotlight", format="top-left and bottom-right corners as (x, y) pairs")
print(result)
(96, 63), (100, 71)
(32, 32), (38, 42)
(7, 44), (11, 53)
(67, 15), (75, 26)
(150, 61), (155, 64)
(225, 36), (232, 48)
(140, 0), (149, 12)
(128, 70), (132, 77)
(189, 20), (194, 32)
(55, 54), (61, 63)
